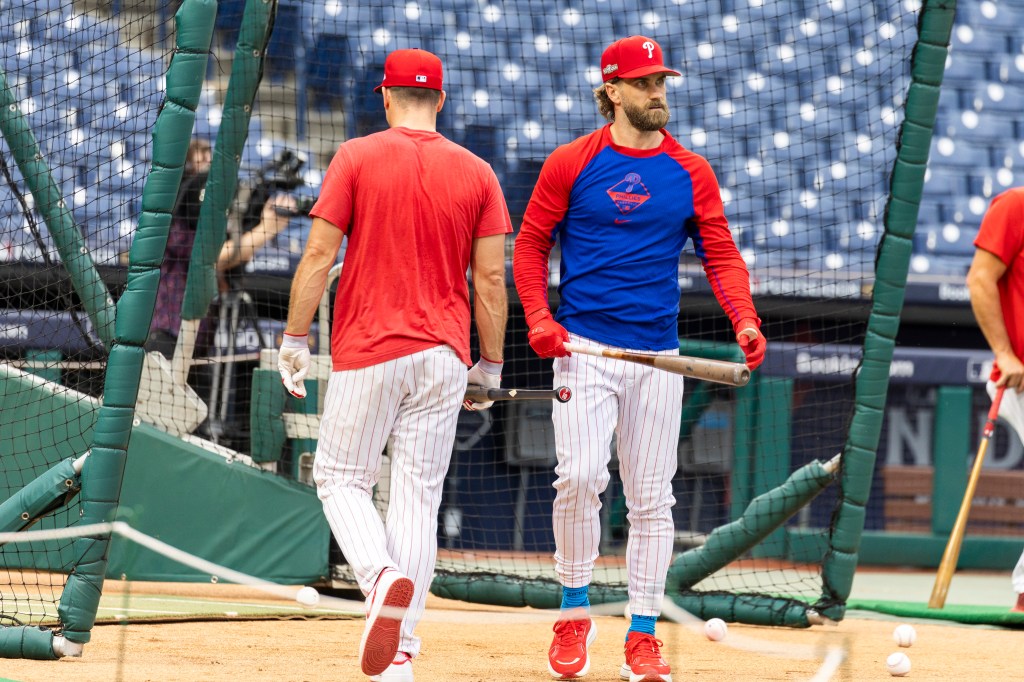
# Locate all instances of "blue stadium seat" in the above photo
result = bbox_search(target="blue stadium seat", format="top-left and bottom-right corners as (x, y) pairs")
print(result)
(379, 3), (452, 35)
(929, 136), (993, 169)
(942, 52), (990, 88)
(45, 12), (119, 50)
(913, 224), (978, 257)
(923, 166), (968, 198)
(536, 6), (615, 45)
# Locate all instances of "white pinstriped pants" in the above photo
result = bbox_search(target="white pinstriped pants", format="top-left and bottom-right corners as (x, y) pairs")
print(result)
(552, 334), (684, 618)
(314, 345), (466, 658)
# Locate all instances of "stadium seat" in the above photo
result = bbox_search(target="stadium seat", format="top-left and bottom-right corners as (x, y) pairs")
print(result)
(913, 224), (978, 257)
(942, 52), (990, 89)
(379, 3), (452, 34)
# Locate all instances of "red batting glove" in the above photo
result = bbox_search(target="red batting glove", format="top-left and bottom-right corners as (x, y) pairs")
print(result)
(526, 309), (570, 359)
(736, 318), (766, 370)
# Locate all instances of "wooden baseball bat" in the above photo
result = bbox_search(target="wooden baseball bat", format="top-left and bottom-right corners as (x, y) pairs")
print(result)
(562, 343), (750, 387)
(464, 385), (573, 403)
(928, 385), (1005, 609)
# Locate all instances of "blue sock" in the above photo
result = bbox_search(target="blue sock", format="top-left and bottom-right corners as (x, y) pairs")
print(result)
(628, 614), (657, 637)
(561, 585), (590, 610)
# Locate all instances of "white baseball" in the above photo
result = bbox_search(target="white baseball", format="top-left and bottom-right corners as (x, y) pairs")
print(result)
(886, 651), (911, 677)
(893, 623), (916, 647)
(704, 617), (728, 641)
(296, 586), (320, 608)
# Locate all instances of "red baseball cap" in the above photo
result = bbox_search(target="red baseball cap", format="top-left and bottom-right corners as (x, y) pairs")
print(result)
(600, 36), (680, 82)
(373, 48), (443, 93)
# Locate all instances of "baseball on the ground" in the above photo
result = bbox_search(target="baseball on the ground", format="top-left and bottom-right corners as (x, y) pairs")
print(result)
(893, 623), (917, 647)
(886, 651), (911, 676)
(295, 586), (320, 608)
(704, 617), (728, 641)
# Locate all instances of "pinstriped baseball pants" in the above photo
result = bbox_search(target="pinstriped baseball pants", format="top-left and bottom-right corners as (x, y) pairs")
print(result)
(314, 344), (466, 658)
(552, 334), (684, 618)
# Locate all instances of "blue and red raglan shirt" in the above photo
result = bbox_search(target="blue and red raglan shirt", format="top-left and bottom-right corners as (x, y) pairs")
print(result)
(513, 124), (759, 351)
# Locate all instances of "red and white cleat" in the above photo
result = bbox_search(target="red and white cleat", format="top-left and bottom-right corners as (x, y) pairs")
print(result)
(548, 616), (597, 679)
(619, 632), (672, 682)
(360, 569), (415, 677)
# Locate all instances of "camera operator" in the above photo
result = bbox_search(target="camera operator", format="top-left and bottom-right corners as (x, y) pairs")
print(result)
(147, 138), (297, 358)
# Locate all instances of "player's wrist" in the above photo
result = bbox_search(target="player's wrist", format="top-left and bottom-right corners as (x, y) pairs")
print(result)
(735, 317), (761, 334)
(526, 308), (553, 328)
(477, 356), (504, 375)
(281, 333), (308, 350)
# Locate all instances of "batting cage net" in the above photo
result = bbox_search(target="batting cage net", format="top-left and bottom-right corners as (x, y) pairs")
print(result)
(0, 0), (172, 638)
(0, 0), (1007, 656)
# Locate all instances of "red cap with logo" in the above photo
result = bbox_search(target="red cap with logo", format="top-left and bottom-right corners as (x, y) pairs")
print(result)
(600, 36), (680, 82)
(374, 48), (444, 93)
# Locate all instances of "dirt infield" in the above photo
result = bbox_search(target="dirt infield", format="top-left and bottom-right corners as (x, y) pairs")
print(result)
(0, 591), (1020, 682)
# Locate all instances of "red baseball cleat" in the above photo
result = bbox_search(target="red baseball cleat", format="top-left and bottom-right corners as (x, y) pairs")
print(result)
(360, 569), (415, 676)
(548, 617), (597, 679)
(619, 632), (672, 682)
(1013, 593), (1024, 613)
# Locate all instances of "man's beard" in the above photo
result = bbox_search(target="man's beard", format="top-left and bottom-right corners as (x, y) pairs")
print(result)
(621, 99), (670, 131)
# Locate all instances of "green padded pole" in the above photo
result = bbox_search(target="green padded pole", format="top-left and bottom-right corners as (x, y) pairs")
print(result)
(0, 68), (114, 347)
(818, 0), (956, 620)
(56, 0), (217, 646)
(932, 386), (971, 535)
(751, 377), (793, 557)
(181, 0), (276, 323)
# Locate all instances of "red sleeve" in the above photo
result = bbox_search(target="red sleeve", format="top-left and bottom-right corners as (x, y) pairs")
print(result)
(474, 168), (513, 238)
(975, 189), (1024, 267)
(512, 146), (576, 320)
(684, 155), (760, 333)
(309, 142), (356, 234)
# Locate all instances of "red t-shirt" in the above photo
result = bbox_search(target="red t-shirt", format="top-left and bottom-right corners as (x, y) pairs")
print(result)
(974, 186), (1024, 378)
(310, 127), (512, 370)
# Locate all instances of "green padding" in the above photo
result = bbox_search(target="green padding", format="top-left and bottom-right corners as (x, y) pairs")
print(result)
(429, 573), (624, 609)
(81, 447), (126, 502)
(670, 459), (833, 590)
(107, 422), (330, 583)
(890, 160), (926, 204)
(0, 627), (57, 660)
(882, 200), (921, 238)
(140, 164), (187, 213)
(90, 406), (135, 450)
(903, 83), (940, 123)
(912, 45), (948, 85)
(898, 121), (936, 163)
(867, 309), (902, 340)
(174, 0), (217, 51)
(822, 549), (858, 601)
(59, 555), (103, 641)
(250, 369), (287, 463)
(918, 3), (954, 44)
(151, 104), (198, 153)
(830, 500), (866, 552)
(847, 600), (1024, 627)
(100, 346), (145, 408)
(115, 267), (161, 345)
(672, 592), (811, 628)
(0, 369), (330, 585)
(0, 458), (78, 532)
(164, 55), (209, 106)
(131, 212), (174, 266)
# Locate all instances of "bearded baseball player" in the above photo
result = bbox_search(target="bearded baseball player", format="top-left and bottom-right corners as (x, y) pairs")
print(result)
(513, 35), (766, 681)
(278, 48), (511, 681)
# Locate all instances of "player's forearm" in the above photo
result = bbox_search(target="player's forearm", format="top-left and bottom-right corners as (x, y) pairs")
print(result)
(474, 274), (508, 362)
(968, 277), (1016, 360)
(511, 228), (553, 320)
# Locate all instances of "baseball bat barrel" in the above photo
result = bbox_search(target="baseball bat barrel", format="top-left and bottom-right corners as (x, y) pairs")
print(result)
(562, 343), (750, 387)
(464, 385), (573, 403)
(928, 386), (1006, 609)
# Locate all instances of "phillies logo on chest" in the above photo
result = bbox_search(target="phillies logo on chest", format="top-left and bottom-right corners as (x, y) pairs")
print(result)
(607, 172), (651, 215)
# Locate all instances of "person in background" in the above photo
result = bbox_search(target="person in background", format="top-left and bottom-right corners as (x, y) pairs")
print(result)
(147, 138), (293, 358)
(964, 185), (1024, 613)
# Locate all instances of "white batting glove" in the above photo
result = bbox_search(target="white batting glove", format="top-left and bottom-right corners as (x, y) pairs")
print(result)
(464, 357), (502, 411)
(278, 333), (310, 399)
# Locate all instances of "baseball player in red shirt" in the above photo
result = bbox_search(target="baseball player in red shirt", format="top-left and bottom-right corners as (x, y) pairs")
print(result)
(278, 49), (512, 681)
(965, 186), (1024, 613)
(514, 36), (766, 681)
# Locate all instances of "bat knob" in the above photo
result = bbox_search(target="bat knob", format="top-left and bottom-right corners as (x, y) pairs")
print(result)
(556, 386), (573, 403)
